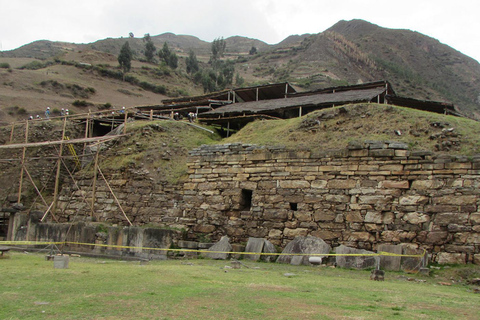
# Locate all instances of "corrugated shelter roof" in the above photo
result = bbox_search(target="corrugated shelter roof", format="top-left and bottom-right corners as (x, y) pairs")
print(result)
(385, 95), (461, 116)
(200, 86), (386, 118)
(161, 82), (296, 105)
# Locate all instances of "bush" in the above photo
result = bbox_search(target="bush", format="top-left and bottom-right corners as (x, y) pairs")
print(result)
(19, 60), (54, 70)
(72, 100), (91, 107)
(100, 102), (112, 110)
(0, 62), (10, 69)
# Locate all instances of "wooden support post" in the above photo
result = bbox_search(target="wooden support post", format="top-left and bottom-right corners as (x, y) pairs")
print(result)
(23, 167), (49, 208)
(299, 106), (302, 117)
(123, 110), (128, 135)
(91, 150), (99, 218)
(233, 91), (236, 103)
(18, 120), (29, 204)
(285, 83), (288, 98)
(228, 91), (231, 102)
(83, 113), (90, 161)
(97, 167), (132, 226)
(52, 117), (67, 215)
(9, 123), (15, 143)
(256, 88), (259, 101)
(150, 109), (153, 121)
(227, 121), (230, 138)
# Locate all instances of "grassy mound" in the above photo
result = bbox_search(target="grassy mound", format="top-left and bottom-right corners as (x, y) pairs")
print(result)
(224, 103), (480, 155)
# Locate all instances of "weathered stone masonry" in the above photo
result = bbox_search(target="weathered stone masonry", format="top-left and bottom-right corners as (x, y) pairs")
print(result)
(55, 141), (480, 264)
(184, 142), (480, 264)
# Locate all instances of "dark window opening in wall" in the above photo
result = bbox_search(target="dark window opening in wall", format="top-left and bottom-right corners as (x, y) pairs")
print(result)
(240, 189), (253, 210)
(290, 202), (298, 211)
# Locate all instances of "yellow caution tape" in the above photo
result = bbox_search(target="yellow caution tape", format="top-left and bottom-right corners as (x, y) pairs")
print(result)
(0, 241), (427, 258)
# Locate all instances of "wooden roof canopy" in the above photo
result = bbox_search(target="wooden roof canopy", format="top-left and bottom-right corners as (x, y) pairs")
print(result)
(197, 80), (461, 128)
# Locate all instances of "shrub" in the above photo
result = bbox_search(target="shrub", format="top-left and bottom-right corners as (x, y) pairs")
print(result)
(72, 100), (91, 107)
(19, 60), (54, 70)
(0, 62), (10, 69)
(100, 102), (112, 110)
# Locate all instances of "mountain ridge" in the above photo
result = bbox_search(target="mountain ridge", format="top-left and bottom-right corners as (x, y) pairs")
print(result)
(1, 19), (479, 121)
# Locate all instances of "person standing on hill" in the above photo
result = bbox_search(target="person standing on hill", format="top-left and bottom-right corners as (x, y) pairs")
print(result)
(45, 107), (50, 119)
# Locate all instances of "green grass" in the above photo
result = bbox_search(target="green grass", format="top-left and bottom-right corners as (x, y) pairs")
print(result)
(224, 103), (480, 155)
(1, 252), (479, 319)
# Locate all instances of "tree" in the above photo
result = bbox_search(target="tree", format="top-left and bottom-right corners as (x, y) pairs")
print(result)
(118, 41), (132, 80)
(249, 46), (257, 55)
(158, 42), (178, 69)
(185, 50), (199, 74)
(210, 37), (226, 66)
(143, 33), (156, 63)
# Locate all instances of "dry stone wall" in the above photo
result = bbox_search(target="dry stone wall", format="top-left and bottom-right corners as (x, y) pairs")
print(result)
(56, 141), (480, 264)
(184, 142), (480, 264)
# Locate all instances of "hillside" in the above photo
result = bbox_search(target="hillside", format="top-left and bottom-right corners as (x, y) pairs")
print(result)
(1, 19), (480, 124)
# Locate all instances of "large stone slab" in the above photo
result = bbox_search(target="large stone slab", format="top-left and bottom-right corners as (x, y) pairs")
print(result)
(205, 236), (232, 260)
(277, 236), (331, 266)
(335, 245), (377, 269)
(245, 237), (265, 261)
(262, 239), (278, 262)
(377, 244), (402, 271)
(244, 238), (278, 262)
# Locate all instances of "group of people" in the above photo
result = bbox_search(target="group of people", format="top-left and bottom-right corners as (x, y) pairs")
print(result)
(28, 107), (69, 120)
(172, 112), (197, 122)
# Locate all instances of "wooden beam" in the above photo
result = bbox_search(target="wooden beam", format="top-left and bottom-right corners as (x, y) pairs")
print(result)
(52, 117), (67, 215)
(123, 110), (128, 135)
(97, 167), (133, 226)
(23, 167), (49, 208)
(0, 134), (125, 149)
(9, 123), (15, 143)
(17, 120), (28, 204)
(91, 150), (99, 218)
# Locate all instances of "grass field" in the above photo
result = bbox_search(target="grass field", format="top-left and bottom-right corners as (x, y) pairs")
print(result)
(1, 252), (479, 319)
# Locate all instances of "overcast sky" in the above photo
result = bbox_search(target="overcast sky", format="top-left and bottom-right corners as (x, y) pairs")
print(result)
(1, 0), (479, 63)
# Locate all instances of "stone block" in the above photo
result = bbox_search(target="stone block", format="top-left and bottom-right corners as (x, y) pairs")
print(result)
(279, 180), (310, 189)
(245, 238), (266, 261)
(283, 228), (308, 238)
(293, 212), (313, 222)
(277, 236), (331, 265)
(436, 252), (466, 264)
(349, 149), (369, 157)
(335, 245), (376, 269)
(205, 236), (232, 260)
(377, 244), (402, 271)
(425, 231), (449, 244)
(434, 195), (477, 206)
(311, 180), (328, 189)
(193, 224), (216, 233)
(268, 229), (282, 239)
(359, 195), (393, 204)
(327, 179), (357, 189)
(380, 181), (409, 189)
(399, 195), (429, 206)
(177, 240), (199, 249)
(310, 230), (341, 240)
(435, 212), (468, 226)
(344, 232), (374, 242)
(470, 212), (480, 224)
(54, 255), (70, 269)
(313, 211), (336, 222)
(402, 212), (430, 224)
(370, 149), (395, 157)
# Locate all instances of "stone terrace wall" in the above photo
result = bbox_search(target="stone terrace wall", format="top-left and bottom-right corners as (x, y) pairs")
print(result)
(184, 142), (480, 264)
(55, 141), (480, 264)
